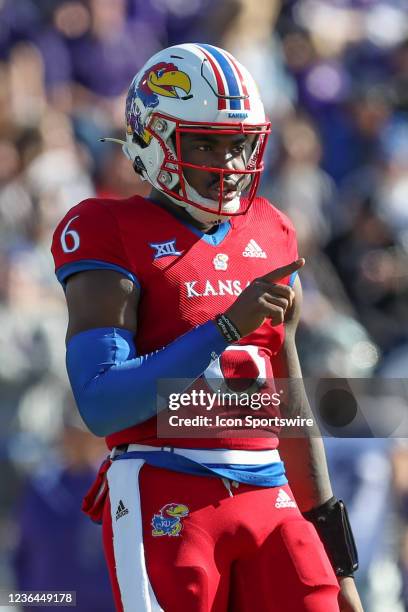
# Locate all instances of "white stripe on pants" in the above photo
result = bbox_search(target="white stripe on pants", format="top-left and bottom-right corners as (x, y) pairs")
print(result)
(107, 459), (164, 612)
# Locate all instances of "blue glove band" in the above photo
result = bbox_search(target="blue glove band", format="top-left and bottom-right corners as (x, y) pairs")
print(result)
(66, 322), (228, 436)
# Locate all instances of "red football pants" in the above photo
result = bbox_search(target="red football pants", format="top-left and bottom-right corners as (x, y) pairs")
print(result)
(102, 463), (340, 612)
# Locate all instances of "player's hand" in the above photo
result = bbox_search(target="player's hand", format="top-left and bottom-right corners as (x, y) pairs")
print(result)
(338, 577), (364, 612)
(224, 258), (305, 337)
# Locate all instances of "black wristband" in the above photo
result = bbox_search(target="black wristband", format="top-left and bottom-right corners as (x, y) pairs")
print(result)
(214, 314), (242, 343)
(303, 496), (359, 577)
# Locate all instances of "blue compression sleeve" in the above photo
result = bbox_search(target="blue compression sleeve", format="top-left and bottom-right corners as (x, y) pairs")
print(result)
(66, 323), (228, 436)
(288, 271), (298, 287)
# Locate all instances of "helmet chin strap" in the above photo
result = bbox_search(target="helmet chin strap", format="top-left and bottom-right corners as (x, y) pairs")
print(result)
(185, 204), (229, 225)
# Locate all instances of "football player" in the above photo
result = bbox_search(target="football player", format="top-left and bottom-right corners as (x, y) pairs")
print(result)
(52, 44), (363, 611)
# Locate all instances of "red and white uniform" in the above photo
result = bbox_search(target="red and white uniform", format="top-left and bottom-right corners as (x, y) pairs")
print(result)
(52, 196), (340, 612)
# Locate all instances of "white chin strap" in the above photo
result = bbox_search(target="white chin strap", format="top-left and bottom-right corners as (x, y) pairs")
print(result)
(177, 180), (241, 225)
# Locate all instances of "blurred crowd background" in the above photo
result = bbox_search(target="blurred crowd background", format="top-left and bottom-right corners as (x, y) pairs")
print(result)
(0, 0), (407, 610)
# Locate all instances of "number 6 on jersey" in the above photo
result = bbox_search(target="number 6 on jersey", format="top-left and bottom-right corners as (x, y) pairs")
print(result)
(61, 215), (80, 253)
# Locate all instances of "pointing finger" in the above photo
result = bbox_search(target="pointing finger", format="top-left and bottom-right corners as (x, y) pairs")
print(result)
(260, 258), (305, 284)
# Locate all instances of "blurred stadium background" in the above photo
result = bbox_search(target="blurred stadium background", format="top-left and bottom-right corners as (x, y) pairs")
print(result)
(0, 0), (407, 610)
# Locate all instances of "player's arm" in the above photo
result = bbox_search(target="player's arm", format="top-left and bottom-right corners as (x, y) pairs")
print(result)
(271, 277), (362, 611)
(64, 269), (230, 436)
(271, 276), (333, 511)
(52, 200), (229, 438)
(224, 263), (338, 509)
(66, 269), (139, 340)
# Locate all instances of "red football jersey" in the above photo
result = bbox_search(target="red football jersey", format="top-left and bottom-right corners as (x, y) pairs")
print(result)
(52, 196), (298, 450)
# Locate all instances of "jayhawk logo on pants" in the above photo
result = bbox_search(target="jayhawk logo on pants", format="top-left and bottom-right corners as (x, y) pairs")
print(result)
(151, 503), (189, 537)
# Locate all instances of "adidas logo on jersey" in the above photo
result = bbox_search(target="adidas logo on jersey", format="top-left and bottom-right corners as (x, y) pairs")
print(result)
(275, 489), (296, 509)
(116, 499), (129, 521)
(242, 239), (267, 258)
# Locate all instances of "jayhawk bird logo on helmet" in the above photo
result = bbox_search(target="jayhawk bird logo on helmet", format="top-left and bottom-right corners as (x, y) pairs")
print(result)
(137, 62), (192, 107)
(126, 61), (192, 147)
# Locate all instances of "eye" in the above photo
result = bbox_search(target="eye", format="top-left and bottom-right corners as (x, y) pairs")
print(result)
(196, 144), (212, 152)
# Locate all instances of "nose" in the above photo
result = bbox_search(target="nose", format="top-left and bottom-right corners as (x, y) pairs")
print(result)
(209, 152), (242, 186)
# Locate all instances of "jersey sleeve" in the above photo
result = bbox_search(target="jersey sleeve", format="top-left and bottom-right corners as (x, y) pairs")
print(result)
(264, 200), (299, 288)
(283, 213), (299, 288)
(51, 198), (139, 288)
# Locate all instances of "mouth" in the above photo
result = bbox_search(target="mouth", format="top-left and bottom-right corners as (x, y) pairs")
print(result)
(207, 183), (239, 203)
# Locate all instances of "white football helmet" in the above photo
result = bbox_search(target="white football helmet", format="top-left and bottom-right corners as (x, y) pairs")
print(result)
(113, 43), (270, 223)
